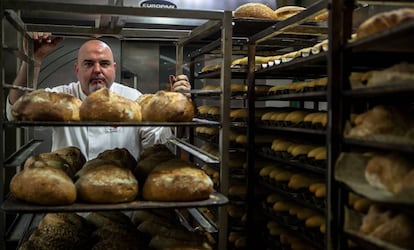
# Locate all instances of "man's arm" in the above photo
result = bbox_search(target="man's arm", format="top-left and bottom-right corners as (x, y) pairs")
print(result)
(8, 32), (63, 105)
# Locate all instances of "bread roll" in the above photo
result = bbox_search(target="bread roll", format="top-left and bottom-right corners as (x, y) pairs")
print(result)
(142, 158), (213, 201)
(80, 87), (142, 122)
(274, 6), (305, 20)
(12, 89), (82, 121)
(233, 3), (275, 19)
(138, 90), (195, 122)
(75, 160), (138, 203)
(356, 8), (414, 39)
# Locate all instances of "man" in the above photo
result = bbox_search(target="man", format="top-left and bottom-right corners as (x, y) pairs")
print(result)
(6, 33), (191, 160)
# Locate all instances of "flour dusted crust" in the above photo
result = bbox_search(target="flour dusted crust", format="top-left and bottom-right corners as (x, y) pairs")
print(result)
(79, 87), (142, 122)
(233, 3), (275, 19)
(138, 90), (195, 122)
(356, 8), (414, 39)
(274, 6), (305, 20)
(75, 161), (138, 203)
(9, 146), (85, 205)
(142, 158), (213, 201)
(10, 164), (77, 205)
(11, 89), (82, 121)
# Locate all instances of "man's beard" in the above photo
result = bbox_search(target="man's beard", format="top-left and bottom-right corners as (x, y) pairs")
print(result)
(89, 79), (106, 93)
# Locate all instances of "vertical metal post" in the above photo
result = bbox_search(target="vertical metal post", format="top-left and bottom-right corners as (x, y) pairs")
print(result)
(245, 42), (257, 250)
(217, 10), (232, 250)
(0, 1), (6, 249)
(327, 0), (353, 249)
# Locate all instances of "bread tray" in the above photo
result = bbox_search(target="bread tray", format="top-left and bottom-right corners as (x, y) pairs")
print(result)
(1, 192), (229, 213)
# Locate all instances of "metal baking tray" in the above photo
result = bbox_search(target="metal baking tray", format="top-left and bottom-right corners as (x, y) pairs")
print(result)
(1, 192), (229, 213)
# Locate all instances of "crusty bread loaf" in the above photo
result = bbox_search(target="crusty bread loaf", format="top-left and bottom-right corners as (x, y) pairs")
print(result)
(80, 87), (142, 122)
(349, 105), (414, 138)
(134, 144), (176, 184)
(356, 8), (414, 39)
(10, 147), (85, 205)
(360, 205), (414, 248)
(138, 90), (195, 122)
(365, 153), (413, 193)
(274, 6), (305, 20)
(142, 158), (213, 201)
(96, 147), (137, 171)
(10, 163), (77, 205)
(75, 159), (139, 203)
(19, 213), (92, 249)
(12, 89), (82, 121)
(233, 3), (275, 19)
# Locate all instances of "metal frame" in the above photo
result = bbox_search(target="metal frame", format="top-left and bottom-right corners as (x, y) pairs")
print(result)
(0, 1), (231, 249)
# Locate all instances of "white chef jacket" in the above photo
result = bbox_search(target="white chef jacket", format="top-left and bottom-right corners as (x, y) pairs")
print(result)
(6, 81), (172, 160)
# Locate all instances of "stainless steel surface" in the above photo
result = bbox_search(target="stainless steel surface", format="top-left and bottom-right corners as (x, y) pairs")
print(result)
(168, 137), (220, 164)
(2, 192), (229, 213)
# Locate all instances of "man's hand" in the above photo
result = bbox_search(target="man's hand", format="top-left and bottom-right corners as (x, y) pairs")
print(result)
(25, 32), (63, 63)
(169, 74), (191, 97)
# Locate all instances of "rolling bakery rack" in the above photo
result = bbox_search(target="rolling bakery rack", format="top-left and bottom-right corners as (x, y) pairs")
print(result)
(0, 1), (233, 249)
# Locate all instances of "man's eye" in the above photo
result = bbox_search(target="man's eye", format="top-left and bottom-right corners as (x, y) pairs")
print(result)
(101, 62), (111, 67)
(83, 62), (93, 67)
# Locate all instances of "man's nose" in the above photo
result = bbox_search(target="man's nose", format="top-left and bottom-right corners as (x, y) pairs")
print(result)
(92, 63), (101, 73)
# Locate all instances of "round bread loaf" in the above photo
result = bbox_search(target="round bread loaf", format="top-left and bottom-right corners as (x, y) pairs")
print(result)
(357, 8), (414, 39)
(142, 158), (213, 201)
(79, 87), (142, 122)
(10, 163), (77, 205)
(134, 144), (176, 184)
(52, 146), (86, 173)
(233, 3), (275, 19)
(274, 6), (305, 20)
(11, 89), (82, 121)
(75, 161), (138, 203)
(96, 147), (137, 171)
(138, 91), (195, 122)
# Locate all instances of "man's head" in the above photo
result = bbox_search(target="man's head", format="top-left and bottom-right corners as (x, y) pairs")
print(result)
(75, 39), (117, 96)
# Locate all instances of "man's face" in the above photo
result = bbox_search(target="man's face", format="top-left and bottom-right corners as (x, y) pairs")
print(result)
(75, 41), (116, 96)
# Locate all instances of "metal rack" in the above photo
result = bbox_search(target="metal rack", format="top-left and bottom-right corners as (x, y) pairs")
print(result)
(0, 1), (233, 249)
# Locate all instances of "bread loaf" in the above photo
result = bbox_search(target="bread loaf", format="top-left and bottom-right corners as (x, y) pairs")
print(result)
(10, 163), (76, 205)
(349, 105), (414, 138)
(79, 87), (142, 122)
(12, 89), (82, 121)
(274, 6), (305, 20)
(142, 158), (213, 201)
(233, 3), (275, 19)
(134, 144), (176, 184)
(19, 213), (92, 249)
(138, 90), (195, 122)
(10, 146), (85, 205)
(75, 160), (138, 203)
(360, 205), (414, 248)
(365, 153), (413, 193)
(356, 8), (414, 39)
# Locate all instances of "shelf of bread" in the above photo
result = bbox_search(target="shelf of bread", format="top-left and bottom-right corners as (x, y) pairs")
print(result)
(343, 105), (414, 151)
(335, 152), (414, 204)
(261, 196), (326, 250)
(347, 8), (414, 53)
(168, 137), (220, 164)
(263, 219), (324, 250)
(344, 204), (414, 250)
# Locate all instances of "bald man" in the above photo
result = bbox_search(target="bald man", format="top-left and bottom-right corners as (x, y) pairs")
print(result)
(7, 33), (191, 160)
